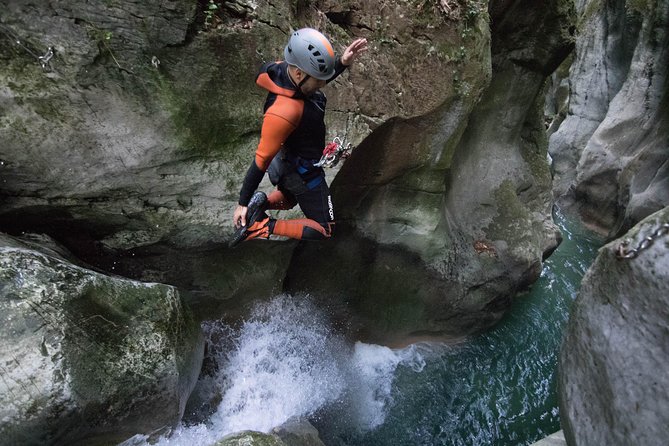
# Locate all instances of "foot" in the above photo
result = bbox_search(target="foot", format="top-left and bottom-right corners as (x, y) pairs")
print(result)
(229, 191), (269, 248)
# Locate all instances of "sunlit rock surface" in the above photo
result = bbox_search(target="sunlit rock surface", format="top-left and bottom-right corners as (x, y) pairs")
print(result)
(559, 206), (669, 445)
(0, 233), (203, 445)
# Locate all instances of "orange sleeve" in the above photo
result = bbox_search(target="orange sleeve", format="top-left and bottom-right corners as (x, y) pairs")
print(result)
(255, 96), (304, 171)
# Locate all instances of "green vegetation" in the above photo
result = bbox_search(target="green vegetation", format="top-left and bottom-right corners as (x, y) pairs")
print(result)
(83, 22), (127, 71)
(626, 0), (651, 15)
(204, 0), (222, 29)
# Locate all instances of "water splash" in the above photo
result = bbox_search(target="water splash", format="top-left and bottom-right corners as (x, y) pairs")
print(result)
(120, 295), (424, 445)
(208, 295), (348, 434)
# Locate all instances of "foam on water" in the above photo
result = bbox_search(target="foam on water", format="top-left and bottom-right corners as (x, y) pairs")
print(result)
(208, 295), (348, 434)
(345, 342), (426, 431)
(120, 295), (424, 446)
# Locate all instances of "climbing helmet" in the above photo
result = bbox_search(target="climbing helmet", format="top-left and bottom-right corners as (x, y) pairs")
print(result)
(284, 28), (336, 80)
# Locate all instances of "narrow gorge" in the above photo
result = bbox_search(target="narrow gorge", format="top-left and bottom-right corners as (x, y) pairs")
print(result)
(1, 0), (667, 445)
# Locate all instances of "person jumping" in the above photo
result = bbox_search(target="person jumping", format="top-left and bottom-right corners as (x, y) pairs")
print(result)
(229, 28), (367, 247)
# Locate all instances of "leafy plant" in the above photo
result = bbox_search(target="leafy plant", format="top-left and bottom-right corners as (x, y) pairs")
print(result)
(204, 0), (221, 29)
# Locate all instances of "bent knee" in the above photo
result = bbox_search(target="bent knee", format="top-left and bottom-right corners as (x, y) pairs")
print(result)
(301, 222), (334, 240)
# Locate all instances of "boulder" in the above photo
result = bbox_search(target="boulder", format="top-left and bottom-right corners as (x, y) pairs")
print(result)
(272, 418), (326, 446)
(559, 206), (669, 445)
(208, 417), (335, 446)
(0, 233), (204, 445)
(213, 431), (285, 446)
(549, 0), (669, 237)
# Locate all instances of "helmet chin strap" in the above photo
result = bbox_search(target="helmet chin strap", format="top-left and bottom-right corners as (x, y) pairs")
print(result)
(297, 73), (311, 89)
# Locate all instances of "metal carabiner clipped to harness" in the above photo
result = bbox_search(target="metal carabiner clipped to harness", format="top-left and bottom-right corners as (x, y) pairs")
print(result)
(314, 136), (352, 168)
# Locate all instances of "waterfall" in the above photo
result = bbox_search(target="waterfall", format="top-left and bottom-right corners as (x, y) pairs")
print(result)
(121, 295), (425, 445)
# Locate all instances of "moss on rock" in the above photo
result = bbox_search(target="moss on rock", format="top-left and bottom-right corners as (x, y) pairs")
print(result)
(0, 234), (203, 445)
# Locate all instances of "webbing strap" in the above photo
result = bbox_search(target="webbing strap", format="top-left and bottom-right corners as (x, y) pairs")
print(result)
(305, 175), (324, 189)
(292, 156), (323, 190)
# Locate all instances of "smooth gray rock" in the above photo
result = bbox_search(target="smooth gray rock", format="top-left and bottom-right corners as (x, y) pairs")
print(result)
(0, 233), (204, 445)
(549, 0), (669, 237)
(530, 430), (566, 446)
(559, 206), (669, 445)
(272, 418), (326, 446)
(213, 431), (285, 446)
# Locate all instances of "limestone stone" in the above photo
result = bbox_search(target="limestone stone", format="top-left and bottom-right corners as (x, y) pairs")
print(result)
(285, 0), (574, 341)
(0, 233), (204, 445)
(549, 0), (669, 238)
(272, 418), (326, 446)
(559, 206), (669, 445)
(213, 430), (286, 446)
(530, 430), (566, 446)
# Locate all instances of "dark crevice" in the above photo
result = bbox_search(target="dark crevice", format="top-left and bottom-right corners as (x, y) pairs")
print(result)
(325, 10), (355, 28)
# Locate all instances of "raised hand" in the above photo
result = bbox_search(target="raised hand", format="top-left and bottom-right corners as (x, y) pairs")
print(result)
(341, 38), (369, 66)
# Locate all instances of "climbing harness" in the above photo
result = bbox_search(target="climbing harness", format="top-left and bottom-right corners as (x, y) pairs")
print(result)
(314, 136), (352, 168)
(616, 222), (669, 259)
(0, 24), (55, 70)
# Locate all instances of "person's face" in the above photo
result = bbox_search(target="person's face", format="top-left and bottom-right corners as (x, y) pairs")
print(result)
(296, 71), (326, 96)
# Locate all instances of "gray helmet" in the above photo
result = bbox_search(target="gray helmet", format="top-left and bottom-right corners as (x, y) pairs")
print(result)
(284, 28), (336, 80)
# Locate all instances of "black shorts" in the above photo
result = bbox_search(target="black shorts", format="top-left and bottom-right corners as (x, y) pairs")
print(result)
(286, 179), (334, 227)
(269, 153), (334, 227)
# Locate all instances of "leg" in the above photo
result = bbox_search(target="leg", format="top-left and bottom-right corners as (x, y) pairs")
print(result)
(267, 188), (298, 210)
(271, 181), (334, 240)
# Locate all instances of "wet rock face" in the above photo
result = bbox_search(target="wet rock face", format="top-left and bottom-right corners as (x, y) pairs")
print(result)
(0, 0), (478, 252)
(0, 233), (203, 445)
(549, 0), (669, 238)
(559, 206), (669, 445)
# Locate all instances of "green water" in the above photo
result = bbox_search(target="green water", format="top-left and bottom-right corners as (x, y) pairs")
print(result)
(319, 209), (602, 445)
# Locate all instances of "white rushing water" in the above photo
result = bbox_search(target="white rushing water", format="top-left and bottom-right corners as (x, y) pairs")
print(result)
(120, 294), (425, 446)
